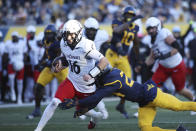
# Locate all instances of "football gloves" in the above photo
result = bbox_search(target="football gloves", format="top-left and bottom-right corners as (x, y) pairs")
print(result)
(58, 98), (77, 110)
(153, 49), (171, 60)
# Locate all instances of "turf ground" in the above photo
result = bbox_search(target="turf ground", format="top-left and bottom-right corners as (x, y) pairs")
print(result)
(0, 97), (196, 131)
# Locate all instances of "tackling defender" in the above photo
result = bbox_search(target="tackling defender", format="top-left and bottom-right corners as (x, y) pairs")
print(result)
(59, 67), (193, 131)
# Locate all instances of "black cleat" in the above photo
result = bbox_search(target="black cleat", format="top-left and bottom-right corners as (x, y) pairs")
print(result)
(176, 124), (188, 131)
(26, 108), (41, 119)
(116, 104), (129, 119)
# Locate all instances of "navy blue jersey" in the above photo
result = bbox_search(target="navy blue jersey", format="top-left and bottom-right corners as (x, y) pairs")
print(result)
(48, 41), (61, 61)
(79, 68), (157, 109)
(111, 19), (139, 54)
(42, 39), (61, 67)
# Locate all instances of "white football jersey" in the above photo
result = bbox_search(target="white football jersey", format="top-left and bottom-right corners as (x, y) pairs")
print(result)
(28, 39), (37, 65)
(151, 28), (182, 68)
(0, 42), (5, 71)
(5, 40), (27, 65)
(94, 30), (109, 51)
(30, 42), (45, 66)
(60, 37), (104, 93)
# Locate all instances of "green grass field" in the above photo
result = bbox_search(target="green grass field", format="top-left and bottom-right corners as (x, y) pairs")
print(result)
(0, 98), (196, 131)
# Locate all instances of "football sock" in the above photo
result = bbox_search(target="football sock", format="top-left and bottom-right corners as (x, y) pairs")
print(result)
(35, 98), (61, 131)
(9, 74), (16, 101)
(17, 79), (23, 103)
(97, 100), (108, 119)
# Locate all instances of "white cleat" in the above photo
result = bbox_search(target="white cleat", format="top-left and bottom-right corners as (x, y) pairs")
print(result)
(17, 99), (22, 105)
(79, 115), (87, 120)
(101, 110), (109, 119)
(133, 112), (138, 118)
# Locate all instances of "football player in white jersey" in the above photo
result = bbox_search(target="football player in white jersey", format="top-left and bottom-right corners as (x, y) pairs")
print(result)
(24, 32), (45, 102)
(145, 17), (195, 101)
(34, 20), (109, 131)
(84, 17), (109, 52)
(24, 25), (37, 102)
(4, 32), (27, 104)
(77, 17), (109, 121)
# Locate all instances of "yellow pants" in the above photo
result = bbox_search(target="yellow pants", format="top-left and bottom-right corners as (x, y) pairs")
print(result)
(37, 67), (68, 86)
(138, 88), (196, 131)
(105, 48), (131, 78)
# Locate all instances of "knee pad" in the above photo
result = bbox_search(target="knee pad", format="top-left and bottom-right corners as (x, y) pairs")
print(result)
(34, 83), (45, 99)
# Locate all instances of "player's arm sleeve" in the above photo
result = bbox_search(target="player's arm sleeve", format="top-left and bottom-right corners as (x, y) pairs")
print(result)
(112, 19), (128, 33)
(78, 86), (118, 110)
(86, 49), (104, 61)
(85, 41), (104, 61)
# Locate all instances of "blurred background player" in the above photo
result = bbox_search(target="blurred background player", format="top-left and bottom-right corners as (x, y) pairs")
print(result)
(24, 25), (37, 102)
(84, 17), (110, 54)
(105, 5), (141, 119)
(145, 17), (195, 102)
(129, 33), (151, 83)
(26, 24), (68, 119)
(24, 32), (45, 103)
(3, 32), (27, 104)
(172, 22), (194, 98)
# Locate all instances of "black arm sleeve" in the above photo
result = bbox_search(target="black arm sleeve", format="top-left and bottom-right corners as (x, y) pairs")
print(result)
(171, 41), (180, 50)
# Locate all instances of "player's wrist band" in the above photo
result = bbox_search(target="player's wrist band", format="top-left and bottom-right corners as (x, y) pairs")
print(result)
(89, 66), (101, 78)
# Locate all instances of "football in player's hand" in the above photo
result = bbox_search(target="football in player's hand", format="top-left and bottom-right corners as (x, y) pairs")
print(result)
(52, 57), (61, 67)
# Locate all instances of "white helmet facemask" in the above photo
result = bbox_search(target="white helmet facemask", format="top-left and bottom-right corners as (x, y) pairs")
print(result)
(62, 20), (83, 48)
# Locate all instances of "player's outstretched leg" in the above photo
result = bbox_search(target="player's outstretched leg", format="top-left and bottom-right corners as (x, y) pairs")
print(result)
(116, 98), (129, 119)
(26, 83), (45, 119)
(34, 98), (61, 131)
(154, 89), (196, 112)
